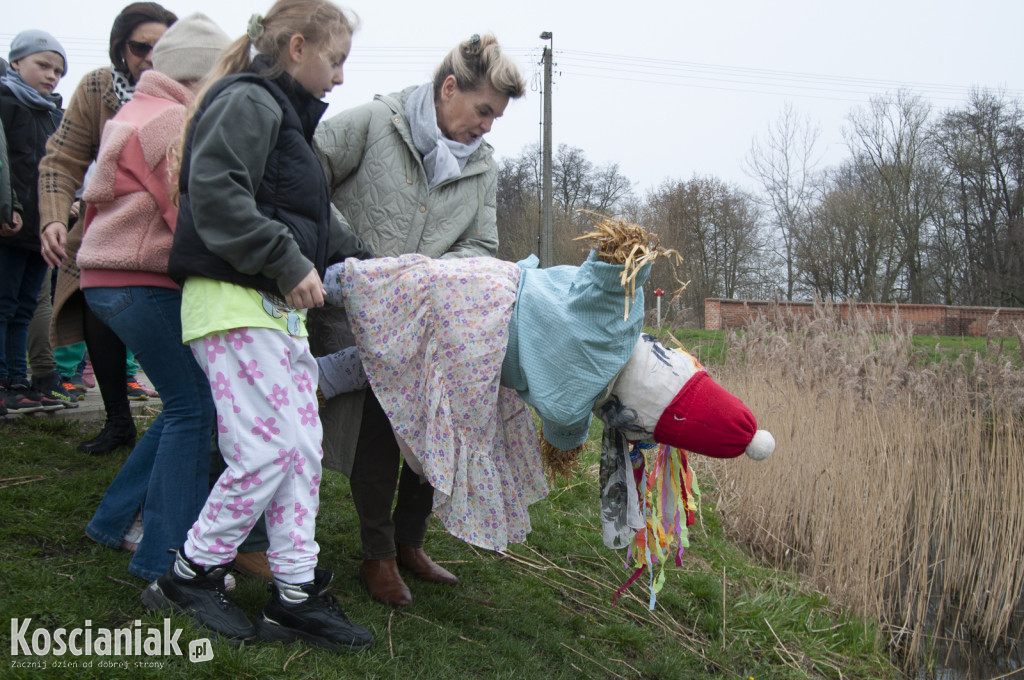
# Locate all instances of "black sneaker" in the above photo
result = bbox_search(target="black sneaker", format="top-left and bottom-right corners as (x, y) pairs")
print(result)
(125, 378), (150, 401)
(4, 383), (44, 413)
(141, 548), (256, 642)
(33, 371), (79, 409)
(256, 569), (373, 652)
(27, 374), (67, 411)
(0, 386), (8, 417)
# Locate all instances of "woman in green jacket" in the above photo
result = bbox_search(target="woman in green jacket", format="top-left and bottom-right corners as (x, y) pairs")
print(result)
(309, 33), (525, 606)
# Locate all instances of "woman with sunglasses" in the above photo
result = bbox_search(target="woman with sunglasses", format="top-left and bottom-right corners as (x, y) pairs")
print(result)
(37, 2), (176, 455)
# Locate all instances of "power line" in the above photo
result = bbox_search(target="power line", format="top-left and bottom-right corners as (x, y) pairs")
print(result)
(557, 50), (1024, 102)
(3, 33), (1019, 105)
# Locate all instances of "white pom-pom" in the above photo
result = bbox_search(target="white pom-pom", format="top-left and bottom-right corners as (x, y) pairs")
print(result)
(745, 430), (775, 461)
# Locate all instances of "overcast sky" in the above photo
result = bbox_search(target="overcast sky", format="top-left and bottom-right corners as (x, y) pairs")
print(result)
(5, 0), (1024, 195)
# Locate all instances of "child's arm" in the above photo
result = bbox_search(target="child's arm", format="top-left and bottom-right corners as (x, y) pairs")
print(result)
(316, 346), (367, 399)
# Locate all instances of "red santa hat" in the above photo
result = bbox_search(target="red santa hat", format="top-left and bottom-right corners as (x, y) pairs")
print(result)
(652, 371), (774, 460)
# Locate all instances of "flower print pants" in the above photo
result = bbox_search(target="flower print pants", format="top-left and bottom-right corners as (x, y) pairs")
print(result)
(184, 327), (323, 584)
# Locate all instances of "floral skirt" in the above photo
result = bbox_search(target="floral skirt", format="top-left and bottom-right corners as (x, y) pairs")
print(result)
(339, 255), (548, 551)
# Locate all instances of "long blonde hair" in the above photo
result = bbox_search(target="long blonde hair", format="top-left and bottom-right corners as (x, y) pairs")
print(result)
(169, 0), (357, 199)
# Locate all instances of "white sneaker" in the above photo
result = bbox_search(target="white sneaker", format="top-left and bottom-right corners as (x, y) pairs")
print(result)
(122, 513), (144, 551)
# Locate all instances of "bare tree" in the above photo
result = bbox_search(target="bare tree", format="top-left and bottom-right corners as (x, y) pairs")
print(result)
(553, 144), (592, 218)
(746, 103), (821, 301)
(498, 143), (634, 266)
(847, 90), (943, 303)
(589, 162), (634, 216)
(640, 176), (767, 325)
(496, 146), (541, 262)
(931, 90), (1024, 305)
(798, 159), (901, 302)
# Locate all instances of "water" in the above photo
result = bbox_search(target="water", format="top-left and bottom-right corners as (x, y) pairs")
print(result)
(913, 599), (1023, 679)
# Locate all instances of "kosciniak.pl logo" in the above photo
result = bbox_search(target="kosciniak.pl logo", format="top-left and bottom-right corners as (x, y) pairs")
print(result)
(9, 618), (214, 667)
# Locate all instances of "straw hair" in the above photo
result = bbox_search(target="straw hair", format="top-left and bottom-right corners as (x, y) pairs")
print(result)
(574, 210), (681, 321)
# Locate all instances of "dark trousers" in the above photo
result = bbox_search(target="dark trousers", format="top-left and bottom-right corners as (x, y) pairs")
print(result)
(83, 300), (130, 423)
(350, 389), (433, 560)
(0, 248), (47, 385)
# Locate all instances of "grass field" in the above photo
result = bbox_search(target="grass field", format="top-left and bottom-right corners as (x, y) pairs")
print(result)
(651, 327), (1023, 370)
(0, 413), (899, 679)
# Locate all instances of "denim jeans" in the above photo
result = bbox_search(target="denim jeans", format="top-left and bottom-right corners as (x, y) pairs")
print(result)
(0, 247), (47, 384)
(83, 286), (214, 581)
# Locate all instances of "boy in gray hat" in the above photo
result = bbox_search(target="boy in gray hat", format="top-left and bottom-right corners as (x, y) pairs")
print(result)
(0, 29), (68, 414)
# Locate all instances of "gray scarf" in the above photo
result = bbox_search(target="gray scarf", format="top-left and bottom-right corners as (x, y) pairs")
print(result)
(404, 83), (482, 189)
(0, 71), (61, 111)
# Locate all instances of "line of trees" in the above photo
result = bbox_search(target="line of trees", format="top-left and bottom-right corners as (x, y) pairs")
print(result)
(495, 89), (1024, 325)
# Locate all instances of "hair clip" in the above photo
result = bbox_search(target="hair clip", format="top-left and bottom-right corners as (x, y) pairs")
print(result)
(247, 14), (265, 41)
(470, 34), (481, 47)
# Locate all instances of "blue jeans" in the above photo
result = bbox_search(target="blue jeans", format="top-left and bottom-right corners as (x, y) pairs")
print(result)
(83, 286), (214, 580)
(0, 247), (47, 384)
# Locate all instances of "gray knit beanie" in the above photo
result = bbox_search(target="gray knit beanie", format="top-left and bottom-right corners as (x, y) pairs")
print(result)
(152, 13), (230, 83)
(9, 30), (68, 73)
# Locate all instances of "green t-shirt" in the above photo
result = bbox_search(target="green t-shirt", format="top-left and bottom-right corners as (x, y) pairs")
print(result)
(181, 277), (307, 344)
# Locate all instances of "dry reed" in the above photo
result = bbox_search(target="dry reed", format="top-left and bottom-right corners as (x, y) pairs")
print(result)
(698, 297), (1024, 673)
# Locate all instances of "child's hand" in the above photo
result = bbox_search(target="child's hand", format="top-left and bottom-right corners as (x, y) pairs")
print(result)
(285, 269), (326, 309)
(1, 212), (23, 237)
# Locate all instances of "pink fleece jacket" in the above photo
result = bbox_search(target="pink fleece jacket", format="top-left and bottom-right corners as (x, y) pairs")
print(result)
(78, 70), (193, 290)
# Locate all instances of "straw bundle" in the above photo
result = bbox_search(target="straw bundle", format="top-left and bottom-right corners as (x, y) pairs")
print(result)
(574, 210), (681, 321)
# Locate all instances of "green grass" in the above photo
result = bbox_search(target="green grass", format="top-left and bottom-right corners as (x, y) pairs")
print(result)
(911, 333), (1022, 368)
(645, 327), (733, 366)
(649, 326), (1024, 369)
(0, 416), (899, 679)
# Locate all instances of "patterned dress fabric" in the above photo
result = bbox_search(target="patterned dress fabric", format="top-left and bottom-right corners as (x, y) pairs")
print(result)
(336, 254), (548, 551)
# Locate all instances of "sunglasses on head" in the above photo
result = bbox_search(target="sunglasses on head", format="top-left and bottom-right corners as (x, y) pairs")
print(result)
(125, 40), (155, 58)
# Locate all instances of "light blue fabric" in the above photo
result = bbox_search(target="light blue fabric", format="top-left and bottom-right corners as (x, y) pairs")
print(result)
(501, 251), (651, 451)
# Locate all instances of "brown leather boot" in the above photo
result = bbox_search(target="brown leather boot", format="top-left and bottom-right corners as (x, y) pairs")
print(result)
(397, 544), (458, 585)
(359, 558), (412, 606)
(234, 550), (273, 582)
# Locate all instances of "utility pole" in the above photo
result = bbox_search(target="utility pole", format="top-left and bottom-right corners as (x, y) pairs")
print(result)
(539, 31), (553, 268)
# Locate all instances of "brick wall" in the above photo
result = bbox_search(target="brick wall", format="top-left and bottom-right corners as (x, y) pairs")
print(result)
(704, 299), (1024, 337)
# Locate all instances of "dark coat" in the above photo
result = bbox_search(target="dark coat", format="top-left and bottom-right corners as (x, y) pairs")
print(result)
(169, 67), (335, 295)
(0, 82), (62, 251)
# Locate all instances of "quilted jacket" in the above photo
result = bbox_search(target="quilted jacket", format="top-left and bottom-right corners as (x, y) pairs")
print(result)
(312, 85), (498, 259)
(308, 85), (501, 474)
